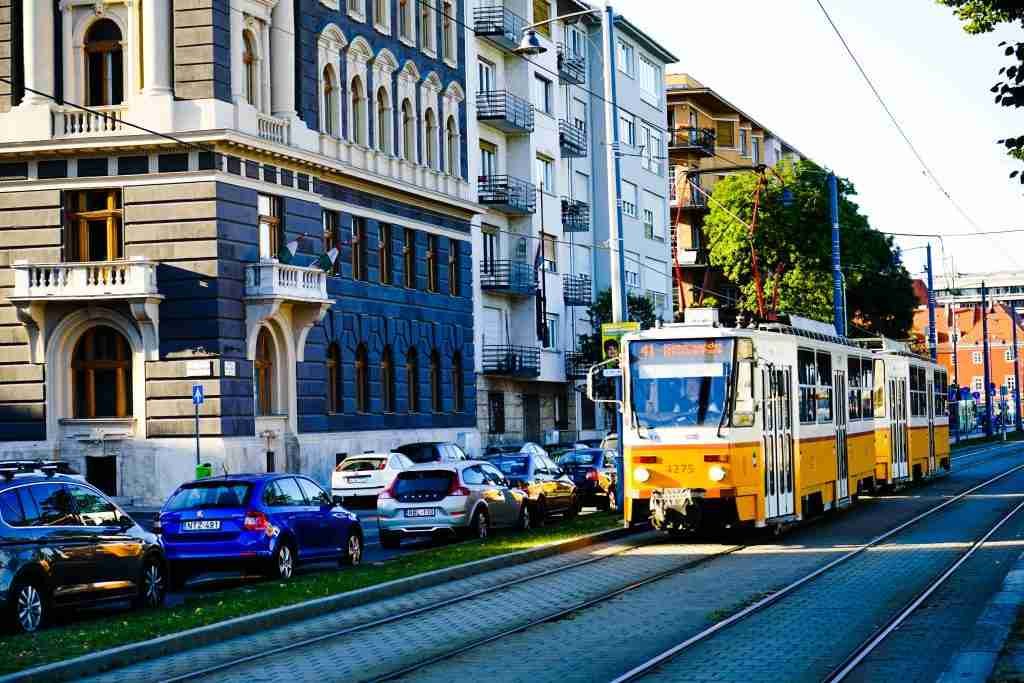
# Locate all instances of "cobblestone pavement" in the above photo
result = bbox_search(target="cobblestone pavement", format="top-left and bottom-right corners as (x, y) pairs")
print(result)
(78, 446), (1024, 683)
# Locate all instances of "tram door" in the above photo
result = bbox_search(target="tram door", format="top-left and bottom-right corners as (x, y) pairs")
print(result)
(926, 378), (936, 473)
(834, 369), (850, 503)
(763, 367), (795, 519)
(888, 378), (910, 480)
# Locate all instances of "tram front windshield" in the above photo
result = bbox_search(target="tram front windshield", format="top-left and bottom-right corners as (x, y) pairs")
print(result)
(628, 339), (733, 428)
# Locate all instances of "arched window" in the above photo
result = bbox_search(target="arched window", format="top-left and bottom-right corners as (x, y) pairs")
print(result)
(451, 352), (464, 413)
(406, 348), (419, 413)
(424, 109), (438, 170)
(84, 19), (124, 106)
(430, 349), (442, 413)
(322, 65), (339, 137)
(355, 344), (370, 413)
(382, 346), (395, 413)
(242, 30), (259, 108)
(351, 76), (367, 146)
(376, 87), (392, 154)
(326, 343), (341, 413)
(72, 325), (131, 419)
(255, 328), (275, 416)
(445, 115), (460, 176)
(401, 99), (415, 161)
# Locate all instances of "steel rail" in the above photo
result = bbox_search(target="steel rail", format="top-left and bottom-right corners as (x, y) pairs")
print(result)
(610, 460), (1024, 683)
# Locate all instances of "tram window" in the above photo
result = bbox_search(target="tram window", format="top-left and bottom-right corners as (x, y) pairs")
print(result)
(816, 352), (833, 424)
(861, 359), (874, 418)
(934, 369), (948, 416)
(910, 366), (928, 417)
(873, 359), (886, 415)
(848, 358), (862, 420)
(798, 349), (817, 424)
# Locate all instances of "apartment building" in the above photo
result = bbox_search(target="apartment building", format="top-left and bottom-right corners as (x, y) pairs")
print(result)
(665, 73), (803, 315)
(0, 0), (477, 503)
(468, 1), (675, 446)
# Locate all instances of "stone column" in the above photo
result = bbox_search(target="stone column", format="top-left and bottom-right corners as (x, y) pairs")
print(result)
(230, 6), (245, 103)
(260, 20), (271, 114)
(20, 0), (54, 106)
(271, 0), (295, 119)
(141, 0), (173, 95)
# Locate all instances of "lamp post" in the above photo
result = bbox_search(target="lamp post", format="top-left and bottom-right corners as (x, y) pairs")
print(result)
(516, 2), (629, 511)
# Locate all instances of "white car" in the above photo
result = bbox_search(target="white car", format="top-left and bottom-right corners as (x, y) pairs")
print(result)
(332, 452), (414, 505)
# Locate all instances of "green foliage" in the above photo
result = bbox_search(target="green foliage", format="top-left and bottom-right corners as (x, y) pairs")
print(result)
(703, 160), (916, 338)
(578, 289), (658, 365)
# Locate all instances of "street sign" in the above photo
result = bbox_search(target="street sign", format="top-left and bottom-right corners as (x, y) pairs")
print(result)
(192, 384), (204, 406)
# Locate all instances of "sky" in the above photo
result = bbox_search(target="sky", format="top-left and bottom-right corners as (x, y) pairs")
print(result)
(619, 0), (1024, 279)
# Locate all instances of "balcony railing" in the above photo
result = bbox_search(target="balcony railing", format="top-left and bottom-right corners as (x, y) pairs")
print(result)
(473, 5), (527, 50)
(681, 189), (709, 211)
(559, 120), (587, 158)
(565, 351), (589, 380)
(54, 105), (130, 138)
(482, 344), (541, 378)
(678, 249), (705, 267)
(478, 175), (537, 214)
(668, 127), (716, 157)
(481, 260), (537, 296)
(563, 274), (592, 307)
(245, 261), (330, 301)
(257, 113), (291, 145)
(12, 260), (160, 300)
(557, 44), (586, 85)
(561, 198), (590, 233)
(476, 90), (534, 134)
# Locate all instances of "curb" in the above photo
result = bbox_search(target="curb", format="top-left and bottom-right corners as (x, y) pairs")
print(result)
(938, 550), (1024, 682)
(2, 522), (644, 683)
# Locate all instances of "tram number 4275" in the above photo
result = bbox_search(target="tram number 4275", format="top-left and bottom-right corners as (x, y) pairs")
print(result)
(666, 464), (696, 475)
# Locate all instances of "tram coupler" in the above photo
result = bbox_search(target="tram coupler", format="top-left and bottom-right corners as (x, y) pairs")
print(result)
(649, 488), (706, 533)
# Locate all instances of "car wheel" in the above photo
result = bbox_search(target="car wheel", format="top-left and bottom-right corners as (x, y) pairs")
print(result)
(267, 540), (295, 580)
(517, 503), (532, 531)
(9, 577), (45, 634)
(132, 557), (167, 609)
(470, 508), (490, 541)
(341, 532), (363, 567)
(380, 530), (401, 550)
(565, 494), (580, 519)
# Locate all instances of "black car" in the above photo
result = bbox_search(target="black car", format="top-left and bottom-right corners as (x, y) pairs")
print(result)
(395, 442), (468, 464)
(485, 452), (578, 525)
(0, 471), (167, 633)
(556, 449), (618, 510)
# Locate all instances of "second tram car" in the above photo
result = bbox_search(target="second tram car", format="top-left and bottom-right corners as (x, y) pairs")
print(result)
(609, 310), (949, 534)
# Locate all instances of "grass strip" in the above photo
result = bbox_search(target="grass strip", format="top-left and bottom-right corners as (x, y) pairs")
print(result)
(0, 512), (622, 676)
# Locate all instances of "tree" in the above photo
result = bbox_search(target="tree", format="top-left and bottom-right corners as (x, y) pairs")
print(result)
(937, 1), (1024, 182)
(577, 289), (658, 365)
(702, 160), (917, 338)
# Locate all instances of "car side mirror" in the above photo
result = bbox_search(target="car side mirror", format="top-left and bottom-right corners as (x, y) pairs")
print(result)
(332, 494), (345, 507)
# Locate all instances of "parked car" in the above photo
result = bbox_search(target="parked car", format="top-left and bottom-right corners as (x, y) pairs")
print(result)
(0, 460), (86, 482)
(377, 461), (528, 548)
(574, 437), (605, 449)
(0, 470), (166, 633)
(485, 451), (579, 524)
(394, 442), (468, 464)
(482, 442), (549, 458)
(158, 474), (362, 587)
(332, 452), (413, 506)
(556, 448), (618, 510)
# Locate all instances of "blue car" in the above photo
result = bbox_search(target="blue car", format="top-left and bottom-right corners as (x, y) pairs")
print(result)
(158, 474), (363, 587)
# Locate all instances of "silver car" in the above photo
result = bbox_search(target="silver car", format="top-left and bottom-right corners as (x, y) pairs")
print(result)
(377, 461), (528, 548)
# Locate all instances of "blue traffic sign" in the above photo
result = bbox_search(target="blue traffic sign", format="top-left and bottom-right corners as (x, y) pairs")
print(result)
(192, 384), (204, 406)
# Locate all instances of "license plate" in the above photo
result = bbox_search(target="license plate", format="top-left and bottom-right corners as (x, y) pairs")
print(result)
(654, 488), (694, 507)
(347, 476), (370, 483)
(404, 508), (436, 518)
(182, 520), (221, 531)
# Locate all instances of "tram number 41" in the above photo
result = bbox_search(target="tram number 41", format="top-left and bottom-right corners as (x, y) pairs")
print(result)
(666, 464), (696, 475)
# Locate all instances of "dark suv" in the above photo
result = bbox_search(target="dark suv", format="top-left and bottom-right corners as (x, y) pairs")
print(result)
(0, 472), (167, 633)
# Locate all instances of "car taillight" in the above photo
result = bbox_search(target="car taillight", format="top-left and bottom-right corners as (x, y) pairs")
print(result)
(586, 468), (599, 482)
(378, 461), (387, 470)
(379, 481), (395, 499)
(449, 475), (470, 497)
(244, 510), (268, 531)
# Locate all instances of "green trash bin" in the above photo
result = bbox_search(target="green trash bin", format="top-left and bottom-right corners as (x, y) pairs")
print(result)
(195, 462), (213, 479)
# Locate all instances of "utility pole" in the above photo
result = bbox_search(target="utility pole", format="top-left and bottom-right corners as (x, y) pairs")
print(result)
(926, 243), (937, 362)
(982, 281), (993, 437)
(828, 172), (845, 336)
(1013, 304), (1022, 432)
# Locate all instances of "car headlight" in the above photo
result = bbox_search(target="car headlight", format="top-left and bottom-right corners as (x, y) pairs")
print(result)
(634, 467), (651, 483)
(708, 465), (727, 482)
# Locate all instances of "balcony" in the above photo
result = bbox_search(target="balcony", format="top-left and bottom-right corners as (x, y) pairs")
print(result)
(476, 90), (534, 134)
(668, 127), (716, 157)
(559, 120), (587, 158)
(680, 190), (709, 212)
(478, 175), (537, 214)
(482, 345), (541, 378)
(565, 351), (589, 380)
(257, 114), (291, 145)
(473, 5), (528, 51)
(244, 261), (334, 362)
(562, 198), (590, 233)
(10, 259), (163, 363)
(557, 44), (586, 85)
(481, 260), (537, 296)
(53, 105), (130, 139)
(563, 273), (592, 307)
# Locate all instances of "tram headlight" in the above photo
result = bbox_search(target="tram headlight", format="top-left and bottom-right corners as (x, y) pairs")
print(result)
(634, 467), (651, 483)
(708, 465), (728, 482)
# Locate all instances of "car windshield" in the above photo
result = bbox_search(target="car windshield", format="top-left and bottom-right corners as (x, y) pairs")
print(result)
(629, 339), (733, 429)
(393, 470), (454, 497)
(488, 455), (530, 476)
(558, 450), (601, 466)
(486, 445), (523, 455)
(165, 483), (252, 511)
(338, 458), (384, 472)
(397, 445), (438, 464)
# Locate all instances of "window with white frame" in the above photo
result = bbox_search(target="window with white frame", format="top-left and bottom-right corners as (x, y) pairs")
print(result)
(647, 290), (666, 312)
(620, 114), (636, 146)
(322, 65), (339, 136)
(972, 376), (984, 394)
(542, 232), (557, 272)
(442, 0), (456, 62)
(643, 190), (664, 240)
(399, 0), (414, 42)
(617, 39), (635, 76)
(1006, 348), (1015, 362)
(535, 155), (554, 192)
(739, 129), (749, 156)
(374, 0), (390, 31)
(348, 0), (365, 20)
(642, 207), (655, 239)
(544, 314), (558, 350)
(420, 0), (436, 53)
(376, 87), (392, 154)
(569, 27), (586, 79)
(574, 170), (589, 204)
(638, 55), (660, 101)
(625, 268), (640, 288)
(973, 351), (983, 364)
(573, 97), (587, 131)
(648, 130), (662, 175)
(1007, 375), (1017, 392)
(533, 74), (552, 114)
(621, 180), (638, 217)
(752, 137), (761, 165)
(478, 58), (495, 92)
(445, 115), (460, 176)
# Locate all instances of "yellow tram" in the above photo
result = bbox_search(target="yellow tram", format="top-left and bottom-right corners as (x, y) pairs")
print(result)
(609, 310), (950, 533)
